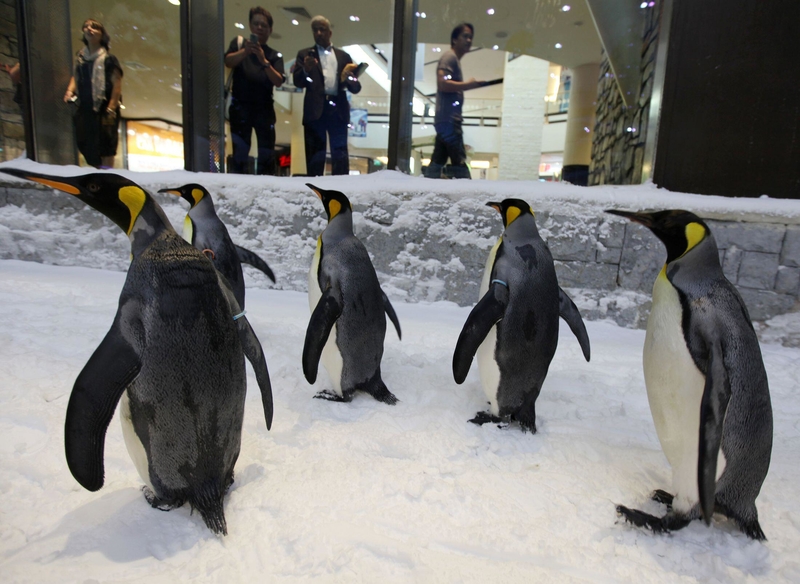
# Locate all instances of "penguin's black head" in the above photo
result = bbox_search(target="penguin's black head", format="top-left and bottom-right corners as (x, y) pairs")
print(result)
(0, 167), (157, 236)
(606, 208), (710, 263)
(307, 183), (352, 222)
(158, 183), (210, 208)
(487, 198), (534, 228)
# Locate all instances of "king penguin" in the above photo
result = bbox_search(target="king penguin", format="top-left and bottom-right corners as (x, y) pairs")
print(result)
(158, 183), (275, 308)
(607, 209), (772, 540)
(0, 167), (274, 536)
(303, 184), (402, 404)
(453, 199), (590, 432)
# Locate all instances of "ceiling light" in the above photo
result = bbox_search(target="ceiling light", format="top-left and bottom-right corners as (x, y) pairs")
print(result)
(168, 0), (180, 5)
(471, 160), (490, 169)
(235, 23), (245, 29)
(640, 1), (647, 7)
(349, 15), (360, 22)
(291, 19), (299, 25)
(561, 5), (571, 11)
(432, 47), (441, 52)
(554, 43), (563, 49)
(492, 45), (499, 50)
(487, 8), (495, 15)
(420, 12), (427, 18)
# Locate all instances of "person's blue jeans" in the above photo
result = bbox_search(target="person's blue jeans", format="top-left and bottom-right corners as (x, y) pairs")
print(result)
(425, 120), (469, 178)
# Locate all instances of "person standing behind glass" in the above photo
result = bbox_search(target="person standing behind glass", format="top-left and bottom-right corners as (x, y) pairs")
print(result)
(63, 19), (123, 169)
(424, 23), (484, 179)
(292, 16), (362, 176)
(225, 7), (285, 175)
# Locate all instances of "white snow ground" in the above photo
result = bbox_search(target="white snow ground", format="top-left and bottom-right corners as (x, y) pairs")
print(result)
(0, 259), (799, 583)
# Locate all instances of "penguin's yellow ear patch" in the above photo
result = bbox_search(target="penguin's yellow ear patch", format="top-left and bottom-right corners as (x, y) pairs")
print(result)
(119, 186), (147, 234)
(505, 206), (521, 226)
(684, 222), (706, 254)
(190, 188), (204, 206)
(328, 199), (342, 219)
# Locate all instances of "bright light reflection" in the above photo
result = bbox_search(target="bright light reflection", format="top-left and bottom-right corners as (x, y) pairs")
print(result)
(291, 19), (299, 25)
(349, 15), (360, 22)
(562, 5), (571, 11)
(487, 8), (495, 15)
(492, 45), (499, 50)
(235, 23), (245, 29)
(555, 43), (563, 49)
(168, 0), (179, 5)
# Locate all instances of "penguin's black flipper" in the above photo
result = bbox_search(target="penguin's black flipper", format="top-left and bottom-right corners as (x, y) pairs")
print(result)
(235, 315), (274, 431)
(453, 283), (509, 384)
(65, 321), (141, 492)
(558, 287), (590, 362)
(381, 290), (402, 340)
(698, 341), (732, 525)
(303, 288), (343, 384)
(235, 244), (276, 283)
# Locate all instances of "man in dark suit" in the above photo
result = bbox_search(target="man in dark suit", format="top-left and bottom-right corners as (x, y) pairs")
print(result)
(293, 16), (362, 176)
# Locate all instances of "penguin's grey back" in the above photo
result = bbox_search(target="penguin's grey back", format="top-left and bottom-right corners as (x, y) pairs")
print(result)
(319, 234), (386, 387)
(668, 235), (772, 507)
(122, 231), (246, 495)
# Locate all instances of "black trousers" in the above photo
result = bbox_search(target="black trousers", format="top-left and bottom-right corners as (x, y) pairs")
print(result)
(304, 99), (350, 176)
(75, 105), (120, 168)
(229, 99), (276, 175)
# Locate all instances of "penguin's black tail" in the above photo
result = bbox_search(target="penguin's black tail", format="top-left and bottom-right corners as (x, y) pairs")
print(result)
(189, 481), (228, 536)
(235, 244), (276, 282)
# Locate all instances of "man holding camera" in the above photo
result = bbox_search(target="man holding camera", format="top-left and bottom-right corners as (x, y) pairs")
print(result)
(293, 16), (362, 176)
(225, 7), (285, 174)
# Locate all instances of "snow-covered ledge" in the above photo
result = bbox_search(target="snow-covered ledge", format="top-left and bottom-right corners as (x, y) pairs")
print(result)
(1, 161), (799, 329)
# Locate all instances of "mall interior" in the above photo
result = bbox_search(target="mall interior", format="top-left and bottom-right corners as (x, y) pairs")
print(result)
(1, 0), (797, 199)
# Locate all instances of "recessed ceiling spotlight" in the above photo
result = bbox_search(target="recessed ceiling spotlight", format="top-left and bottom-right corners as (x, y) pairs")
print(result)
(168, 0), (180, 5)
(349, 15), (360, 22)
(420, 12), (426, 18)
(555, 43), (563, 49)
(640, 1), (647, 7)
(561, 4), (571, 11)
(291, 19), (299, 25)
(487, 8), (495, 15)
(235, 22), (245, 29)
(492, 45), (499, 50)
(432, 47), (441, 52)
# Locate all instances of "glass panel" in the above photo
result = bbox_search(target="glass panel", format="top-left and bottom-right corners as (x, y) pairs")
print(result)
(68, 0), (182, 169)
(223, 8), (393, 176)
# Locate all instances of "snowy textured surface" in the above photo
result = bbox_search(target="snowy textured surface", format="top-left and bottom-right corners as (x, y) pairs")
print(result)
(1, 260), (799, 583)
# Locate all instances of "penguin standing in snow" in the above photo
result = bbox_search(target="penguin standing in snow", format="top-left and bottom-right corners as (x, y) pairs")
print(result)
(607, 209), (772, 540)
(453, 199), (590, 432)
(303, 184), (401, 404)
(0, 167), (274, 536)
(159, 183), (275, 308)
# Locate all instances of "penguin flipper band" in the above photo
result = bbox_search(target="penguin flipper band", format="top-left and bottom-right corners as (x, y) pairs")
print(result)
(558, 287), (591, 362)
(302, 288), (343, 384)
(452, 283), (508, 384)
(65, 323), (141, 492)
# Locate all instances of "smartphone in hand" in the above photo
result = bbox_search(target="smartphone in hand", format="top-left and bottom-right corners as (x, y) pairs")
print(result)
(250, 34), (258, 44)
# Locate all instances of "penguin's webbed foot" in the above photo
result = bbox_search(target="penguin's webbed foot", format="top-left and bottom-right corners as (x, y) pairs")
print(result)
(616, 504), (691, 535)
(469, 411), (503, 426)
(313, 390), (352, 402)
(651, 489), (674, 508)
(714, 501), (767, 541)
(142, 486), (182, 512)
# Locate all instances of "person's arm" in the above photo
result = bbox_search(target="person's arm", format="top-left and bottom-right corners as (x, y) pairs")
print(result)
(64, 76), (77, 103)
(252, 44), (283, 87)
(224, 37), (251, 69)
(340, 61), (361, 94)
(107, 69), (122, 113)
(5, 63), (20, 85)
(292, 50), (314, 88)
(437, 68), (481, 93)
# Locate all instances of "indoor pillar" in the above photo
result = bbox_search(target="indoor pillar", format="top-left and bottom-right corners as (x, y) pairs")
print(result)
(562, 62), (600, 186)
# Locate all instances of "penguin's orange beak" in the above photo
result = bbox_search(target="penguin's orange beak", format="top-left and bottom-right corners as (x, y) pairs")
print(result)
(0, 167), (81, 195)
(306, 183), (323, 200)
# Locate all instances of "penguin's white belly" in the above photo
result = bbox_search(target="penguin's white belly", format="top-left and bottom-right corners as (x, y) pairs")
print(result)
(477, 326), (501, 415)
(475, 241), (501, 415)
(308, 247), (344, 395)
(644, 271), (725, 512)
(120, 391), (154, 491)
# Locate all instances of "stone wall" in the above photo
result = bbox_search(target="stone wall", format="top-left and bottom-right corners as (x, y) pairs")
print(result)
(1, 174), (797, 329)
(0, 0), (23, 162)
(589, 2), (661, 186)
